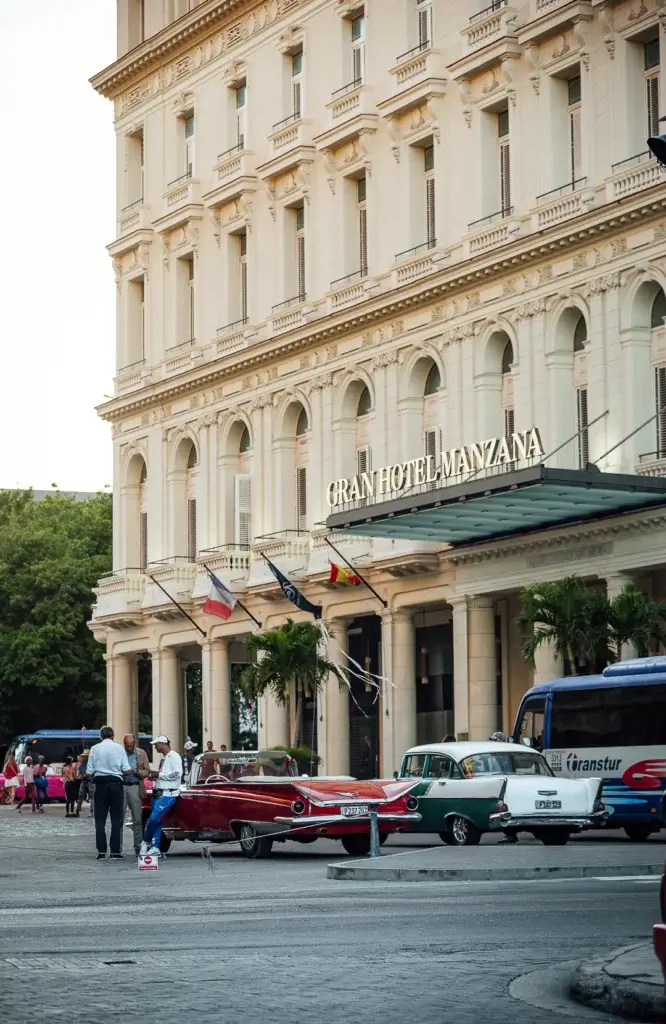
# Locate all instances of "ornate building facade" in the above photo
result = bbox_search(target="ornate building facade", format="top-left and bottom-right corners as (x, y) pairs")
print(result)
(92, 0), (666, 776)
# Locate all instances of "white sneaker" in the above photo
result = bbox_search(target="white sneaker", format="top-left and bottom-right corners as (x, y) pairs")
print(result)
(145, 846), (160, 857)
(139, 841), (149, 856)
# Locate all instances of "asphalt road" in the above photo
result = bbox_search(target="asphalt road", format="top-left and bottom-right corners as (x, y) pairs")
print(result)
(0, 808), (660, 1024)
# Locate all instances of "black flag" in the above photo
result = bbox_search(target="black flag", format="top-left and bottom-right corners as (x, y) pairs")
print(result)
(264, 558), (322, 619)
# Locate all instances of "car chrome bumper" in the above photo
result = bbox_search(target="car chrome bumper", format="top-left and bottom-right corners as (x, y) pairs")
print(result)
(489, 811), (610, 831)
(272, 812), (422, 828)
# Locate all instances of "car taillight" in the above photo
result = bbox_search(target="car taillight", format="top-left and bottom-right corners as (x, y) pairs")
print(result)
(497, 802), (509, 813)
(594, 800), (605, 812)
(291, 799), (306, 815)
(406, 796), (418, 811)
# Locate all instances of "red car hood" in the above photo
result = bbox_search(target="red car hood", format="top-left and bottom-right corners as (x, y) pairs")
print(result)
(292, 778), (417, 807)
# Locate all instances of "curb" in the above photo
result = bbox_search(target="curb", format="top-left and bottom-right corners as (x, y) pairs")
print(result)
(571, 943), (666, 1022)
(326, 862), (663, 882)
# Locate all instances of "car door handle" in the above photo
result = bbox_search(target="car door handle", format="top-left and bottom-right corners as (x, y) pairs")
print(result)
(437, 780), (447, 786)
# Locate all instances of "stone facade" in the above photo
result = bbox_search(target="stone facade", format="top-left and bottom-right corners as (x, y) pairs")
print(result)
(91, 0), (666, 775)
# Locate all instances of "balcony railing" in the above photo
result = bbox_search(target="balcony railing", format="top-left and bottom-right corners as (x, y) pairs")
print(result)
(272, 111), (302, 132)
(536, 178), (587, 205)
(217, 142), (244, 163)
(166, 338), (194, 354)
(118, 358), (145, 374)
(217, 318), (248, 336)
(396, 41), (430, 63)
(330, 268), (367, 289)
(395, 239), (437, 263)
(121, 197), (144, 215)
(470, 0), (507, 21)
(272, 293), (306, 313)
(167, 170), (193, 189)
(332, 78), (363, 100)
(611, 150), (653, 174)
(468, 207), (513, 230)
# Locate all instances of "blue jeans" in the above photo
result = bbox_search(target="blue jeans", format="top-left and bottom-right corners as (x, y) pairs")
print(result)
(143, 794), (177, 848)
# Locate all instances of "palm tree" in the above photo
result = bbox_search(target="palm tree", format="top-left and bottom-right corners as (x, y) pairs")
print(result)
(608, 585), (666, 660)
(240, 619), (343, 748)
(518, 576), (597, 676)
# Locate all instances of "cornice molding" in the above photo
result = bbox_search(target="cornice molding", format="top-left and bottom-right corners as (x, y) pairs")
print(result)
(98, 186), (666, 422)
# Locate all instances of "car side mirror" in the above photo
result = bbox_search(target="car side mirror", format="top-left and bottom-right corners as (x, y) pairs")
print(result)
(393, 770), (399, 780)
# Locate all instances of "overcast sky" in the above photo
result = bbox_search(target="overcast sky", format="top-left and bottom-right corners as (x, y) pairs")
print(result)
(0, 1), (116, 492)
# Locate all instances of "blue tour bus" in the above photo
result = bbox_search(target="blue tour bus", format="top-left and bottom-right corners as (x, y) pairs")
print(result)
(512, 657), (666, 841)
(3, 729), (153, 772)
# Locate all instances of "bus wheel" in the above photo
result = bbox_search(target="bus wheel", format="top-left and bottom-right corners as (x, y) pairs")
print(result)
(624, 824), (653, 842)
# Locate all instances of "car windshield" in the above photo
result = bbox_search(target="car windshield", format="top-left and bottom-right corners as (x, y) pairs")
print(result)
(459, 751), (553, 778)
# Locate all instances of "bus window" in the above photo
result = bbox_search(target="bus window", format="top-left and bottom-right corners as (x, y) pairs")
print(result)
(550, 684), (666, 748)
(516, 697), (546, 752)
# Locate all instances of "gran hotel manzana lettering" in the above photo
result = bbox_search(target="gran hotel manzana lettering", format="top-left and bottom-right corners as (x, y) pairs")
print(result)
(326, 427), (546, 509)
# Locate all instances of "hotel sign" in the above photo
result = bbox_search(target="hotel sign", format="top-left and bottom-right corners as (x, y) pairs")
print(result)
(326, 427), (545, 509)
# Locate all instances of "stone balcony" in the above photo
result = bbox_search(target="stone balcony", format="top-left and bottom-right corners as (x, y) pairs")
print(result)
(636, 453), (666, 478)
(314, 83), (379, 154)
(118, 199), (150, 236)
(93, 570), (146, 628)
(607, 151), (664, 203)
(391, 240), (447, 288)
(266, 116), (315, 168)
(532, 179), (596, 230)
(214, 319), (256, 359)
(517, 0), (592, 45)
(327, 271), (379, 313)
(247, 532), (311, 597)
(378, 46), (448, 120)
(269, 294), (313, 335)
(143, 559), (198, 620)
(115, 359), (151, 396)
(163, 172), (200, 212)
(451, 1), (521, 80)
(192, 545), (252, 601)
(203, 146), (258, 208)
(372, 538), (442, 579)
(164, 339), (203, 376)
(308, 528), (372, 579)
(465, 208), (522, 257)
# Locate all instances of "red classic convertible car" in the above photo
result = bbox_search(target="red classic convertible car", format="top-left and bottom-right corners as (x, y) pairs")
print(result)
(145, 749), (421, 858)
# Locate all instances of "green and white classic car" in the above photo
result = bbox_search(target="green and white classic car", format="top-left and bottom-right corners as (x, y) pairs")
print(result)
(398, 741), (608, 846)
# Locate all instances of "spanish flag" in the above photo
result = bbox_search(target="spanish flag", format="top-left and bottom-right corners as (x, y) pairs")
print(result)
(328, 561), (361, 586)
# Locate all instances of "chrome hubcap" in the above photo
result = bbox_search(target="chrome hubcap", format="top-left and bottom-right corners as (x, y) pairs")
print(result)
(240, 824), (257, 850)
(452, 817), (468, 844)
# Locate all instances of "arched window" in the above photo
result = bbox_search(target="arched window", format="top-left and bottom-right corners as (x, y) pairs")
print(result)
(296, 408), (309, 436)
(235, 424), (252, 548)
(357, 386), (372, 416)
(500, 339), (514, 437)
(573, 315), (589, 467)
(293, 405), (308, 531)
(424, 364), (441, 396)
(423, 361), (441, 462)
(355, 384), (373, 498)
(573, 315), (587, 352)
(501, 341), (514, 375)
(652, 289), (666, 329)
(652, 289), (666, 458)
(185, 442), (198, 561)
(239, 426), (251, 453)
(139, 462), (148, 570)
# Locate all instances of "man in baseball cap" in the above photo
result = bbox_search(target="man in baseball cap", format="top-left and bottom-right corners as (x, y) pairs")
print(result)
(182, 739), (197, 784)
(139, 736), (183, 857)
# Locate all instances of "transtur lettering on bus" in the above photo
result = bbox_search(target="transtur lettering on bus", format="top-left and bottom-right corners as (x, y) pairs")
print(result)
(566, 755), (622, 772)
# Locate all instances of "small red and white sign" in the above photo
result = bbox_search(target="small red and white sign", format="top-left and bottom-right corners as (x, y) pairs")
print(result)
(138, 854), (158, 871)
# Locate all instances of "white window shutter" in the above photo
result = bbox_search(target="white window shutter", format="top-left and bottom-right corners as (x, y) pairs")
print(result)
(569, 106), (582, 182)
(139, 512), (148, 570)
(296, 467), (307, 532)
(356, 445), (372, 476)
(359, 206), (368, 276)
(234, 474), (252, 547)
(187, 498), (197, 561)
(293, 79), (302, 118)
(240, 258), (248, 321)
(500, 141), (511, 214)
(297, 233), (306, 298)
(352, 42), (365, 84)
(577, 388), (589, 467)
(504, 407), (515, 437)
(418, 5), (432, 48)
(424, 428), (440, 462)
(647, 74), (660, 139)
(426, 177), (436, 247)
(656, 367), (666, 457)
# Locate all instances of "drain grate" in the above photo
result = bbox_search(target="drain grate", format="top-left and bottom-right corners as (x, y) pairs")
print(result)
(103, 960), (137, 966)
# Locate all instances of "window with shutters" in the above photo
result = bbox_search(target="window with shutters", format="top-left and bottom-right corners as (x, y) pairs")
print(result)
(296, 205), (306, 299)
(656, 367), (666, 458)
(501, 339), (514, 453)
(188, 258), (195, 342)
(139, 461), (148, 570)
(184, 113), (194, 178)
(292, 51), (304, 118)
(234, 475), (252, 548)
(577, 388), (589, 468)
(417, 0), (433, 50)
(645, 39), (660, 140)
(236, 85), (247, 148)
(568, 76), (582, 183)
(127, 276), (145, 364)
(296, 467), (308, 532)
(357, 176), (368, 277)
(424, 145), (436, 248)
(498, 109), (511, 216)
(187, 499), (197, 561)
(126, 128), (144, 205)
(424, 427), (441, 463)
(351, 14), (366, 85)
(238, 232), (248, 322)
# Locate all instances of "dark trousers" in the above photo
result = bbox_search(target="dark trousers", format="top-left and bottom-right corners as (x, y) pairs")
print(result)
(93, 776), (124, 854)
(64, 780), (78, 814)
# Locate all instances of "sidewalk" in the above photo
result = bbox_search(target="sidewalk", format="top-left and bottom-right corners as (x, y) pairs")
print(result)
(326, 838), (666, 882)
(571, 943), (666, 1022)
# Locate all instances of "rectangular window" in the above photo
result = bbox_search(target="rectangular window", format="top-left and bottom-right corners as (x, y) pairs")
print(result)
(187, 498), (197, 562)
(550, 684), (666, 748)
(645, 39), (660, 138)
(126, 129), (144, 205)
(296, 467), (307, 532)
(656, 366), (666, 458)
(234, 475), (252, 547)
(417, 0), (433, 49)
(139, 511), (148, 571)
(236, 85), (247, 148)
(188, 259), (195, 342)
(498, 109), (511, 215)
(356, 446), (371, 505)
(351, 14), (365, 85)
(577, 387), (589, 467)
(296, 205), (306, 299)
(424, 145), (435, 247)
(568, 76), (582, 182)
(424, 428), (440, 462)
(357, 176), (368, 277)
(504, 406), (515, 438)
(292, 51), (303, 118)
(184, 114), (194, 177)
(239, 232), (248, 322)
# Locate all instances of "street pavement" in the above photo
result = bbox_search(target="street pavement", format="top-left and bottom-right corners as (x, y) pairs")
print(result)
(0, 805), (661, 1023)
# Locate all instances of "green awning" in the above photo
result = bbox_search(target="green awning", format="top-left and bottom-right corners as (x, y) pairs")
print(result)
(326, 466), (666, 545)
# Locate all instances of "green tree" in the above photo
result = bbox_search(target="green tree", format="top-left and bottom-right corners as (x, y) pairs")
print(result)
(518, 576), (601, 676)
(608, 585), (666, 660)
(0, 489), (112, 741)
(240, 619), (342, 747)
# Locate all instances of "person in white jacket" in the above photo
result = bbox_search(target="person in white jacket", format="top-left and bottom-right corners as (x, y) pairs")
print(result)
(139, 736), (183, 857)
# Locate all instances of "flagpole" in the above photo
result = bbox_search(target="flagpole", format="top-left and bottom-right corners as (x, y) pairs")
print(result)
(202, 563), (263, 629)
(324, 538), (387, 608)
(148, 575), (206, 637)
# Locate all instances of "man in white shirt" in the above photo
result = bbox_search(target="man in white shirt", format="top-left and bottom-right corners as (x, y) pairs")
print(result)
(86, 726), (132, 860)
(140, 736), (183, 857)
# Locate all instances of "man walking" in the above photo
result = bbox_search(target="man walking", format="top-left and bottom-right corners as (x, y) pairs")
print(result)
(122, 734), (151, 856)
(86, 726), (132, 860)
(16, 756), (36, 813)
(140, 736), (182, 857)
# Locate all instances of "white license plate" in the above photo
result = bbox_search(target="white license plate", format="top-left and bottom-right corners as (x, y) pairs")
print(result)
(535, 800), (561, 810)
(341, 805), (369, 817)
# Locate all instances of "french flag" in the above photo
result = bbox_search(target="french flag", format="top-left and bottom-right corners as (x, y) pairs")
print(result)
(203, 572), (238, 621)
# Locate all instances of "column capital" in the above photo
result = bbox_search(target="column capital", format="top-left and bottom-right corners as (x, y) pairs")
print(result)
(199, 635), (230, 651)
(324, 618), (350, 638)
(381, 609), (412, 626)
(467, 596), (495, 612)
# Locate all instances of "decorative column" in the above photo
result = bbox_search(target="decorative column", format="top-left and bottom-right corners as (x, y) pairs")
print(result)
(450, 598), (469, 739)
(151, 648), (183, 756)
(606, 573), (638, 661)
(467, 597), (498, 740)
(201, 638), (232, 749)
(323, 620), (350, 776)
(533, 628), (564, 685)
(107, 654), (133, 739)
(381, 611), (416, 776)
